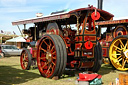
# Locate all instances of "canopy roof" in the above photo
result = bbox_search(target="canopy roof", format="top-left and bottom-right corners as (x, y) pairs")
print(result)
(6, 36), (26, 42)
(95, 19), (128, 26)
(12, 6), (114, 25)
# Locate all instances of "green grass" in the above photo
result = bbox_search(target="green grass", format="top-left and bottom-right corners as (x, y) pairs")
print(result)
(0, 57), (76, 85)
(0, 57), (127, 85)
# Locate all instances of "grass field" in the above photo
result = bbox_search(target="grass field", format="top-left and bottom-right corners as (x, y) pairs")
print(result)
(0, 56), (127, 85)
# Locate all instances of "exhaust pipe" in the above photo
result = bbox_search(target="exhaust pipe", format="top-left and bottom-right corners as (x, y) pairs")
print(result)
(98, 0), (103, 10)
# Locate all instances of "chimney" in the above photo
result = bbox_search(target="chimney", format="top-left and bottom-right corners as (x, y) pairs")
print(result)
(98, 0), (103, 10)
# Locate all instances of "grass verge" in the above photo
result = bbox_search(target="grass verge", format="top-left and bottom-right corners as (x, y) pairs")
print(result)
(0, 56), (127, 85)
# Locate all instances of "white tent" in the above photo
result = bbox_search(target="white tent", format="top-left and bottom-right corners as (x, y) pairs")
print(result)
(6, 36), (26, 42)
(5, 36), (26, 49)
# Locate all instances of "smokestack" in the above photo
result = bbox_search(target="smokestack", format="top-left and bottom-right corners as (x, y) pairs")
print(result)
(98, 0), (103, 10)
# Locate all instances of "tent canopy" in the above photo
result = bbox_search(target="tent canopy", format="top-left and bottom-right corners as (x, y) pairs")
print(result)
(6, 36), (26, 42)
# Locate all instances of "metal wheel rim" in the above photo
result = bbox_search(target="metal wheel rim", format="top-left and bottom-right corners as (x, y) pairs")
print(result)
(20, 51), (29, 70)
(37, 37), (57, 78)
(109, 37), (128, 70)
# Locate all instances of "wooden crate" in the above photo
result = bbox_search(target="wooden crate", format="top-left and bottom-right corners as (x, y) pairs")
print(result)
(119, 73), (128, 85)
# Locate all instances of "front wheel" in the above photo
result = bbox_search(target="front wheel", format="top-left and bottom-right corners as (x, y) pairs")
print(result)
(20, 48), (32, 70)
(109, 35), (128, 71)
(89, 42), (102, 72)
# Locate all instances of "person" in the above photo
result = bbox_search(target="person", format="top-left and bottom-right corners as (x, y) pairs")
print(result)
(0, 46), (4, 58)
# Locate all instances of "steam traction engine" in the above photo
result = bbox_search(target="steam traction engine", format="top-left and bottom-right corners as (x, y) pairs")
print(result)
(96, 19), (128, 71)
(12, 6), (113, 78)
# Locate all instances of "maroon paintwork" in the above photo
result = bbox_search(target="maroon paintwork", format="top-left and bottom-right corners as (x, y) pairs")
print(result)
(12, 6), (114, 25)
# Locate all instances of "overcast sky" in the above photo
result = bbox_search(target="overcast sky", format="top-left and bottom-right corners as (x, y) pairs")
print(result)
(0, 0), (128, 35)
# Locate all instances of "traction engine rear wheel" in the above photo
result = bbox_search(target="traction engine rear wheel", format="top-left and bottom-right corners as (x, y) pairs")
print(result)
(52, 35), (67, 77)
(109, 35), (128, 71)
(20, 48), (32, 70)
(37, 34), (67, 78)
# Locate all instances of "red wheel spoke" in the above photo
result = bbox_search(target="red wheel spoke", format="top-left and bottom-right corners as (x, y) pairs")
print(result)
(46, 64), (52, 75)
(22, 57), (24, 59)
(40, 47), (47, 52)
(50, 46), (55, 52)
(49, 39), (52, 48)
(43, 40), (49, 46)
(23, 54), (26, 58)
(52, 51), (56, 55)
(40, 57), (46, 60)
(23, 55), (28, 62)
(52, 56), (56, 59)
(42, 62), (49, 69)
(25, 55), (27, 58)
(52, 65), (55, 73)
(52, 61), (56, 66)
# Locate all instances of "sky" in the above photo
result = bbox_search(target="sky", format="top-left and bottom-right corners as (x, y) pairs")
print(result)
(0, 0), (128, 35)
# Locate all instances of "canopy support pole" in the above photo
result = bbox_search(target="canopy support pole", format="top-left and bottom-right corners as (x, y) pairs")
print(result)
(17, 25), (23, 37)
(24, 24), (26, 29)
(77, 17), (80, 35)
(34, 24), (37, 41)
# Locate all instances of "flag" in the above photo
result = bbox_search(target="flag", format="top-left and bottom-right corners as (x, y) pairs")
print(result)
(1, 30), (3, 33)
(13, 31), (16, 35)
